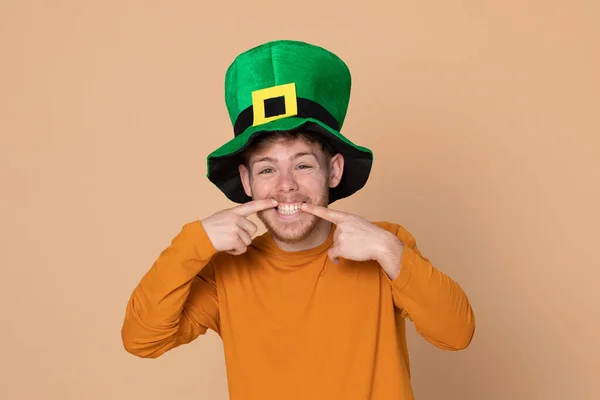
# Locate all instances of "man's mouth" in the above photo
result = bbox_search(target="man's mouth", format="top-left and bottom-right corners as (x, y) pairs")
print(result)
(276, 202), (305, 215)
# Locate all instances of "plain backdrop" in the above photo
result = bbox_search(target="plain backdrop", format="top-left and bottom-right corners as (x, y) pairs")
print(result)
(1, 1), (599, 399)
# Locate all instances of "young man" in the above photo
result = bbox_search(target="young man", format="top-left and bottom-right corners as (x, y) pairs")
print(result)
(121, 40), (475, 400)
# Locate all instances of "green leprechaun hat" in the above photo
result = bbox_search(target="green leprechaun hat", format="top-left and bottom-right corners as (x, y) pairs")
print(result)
(206, 39), (373, 204)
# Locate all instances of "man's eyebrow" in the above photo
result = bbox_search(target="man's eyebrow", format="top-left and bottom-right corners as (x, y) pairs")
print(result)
(251, 152), (317, 166)
(251, 156), (277, 166)
(291, 152), (318, 160)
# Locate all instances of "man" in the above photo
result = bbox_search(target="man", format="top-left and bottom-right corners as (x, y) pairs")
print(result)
(121, 40), (475, 400)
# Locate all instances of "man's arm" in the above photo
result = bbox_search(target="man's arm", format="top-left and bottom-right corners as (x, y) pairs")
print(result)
(121, 221), (220, 358)
(121, 199), (278, 358)
(380, 222), (476, 351)
(297, 204), (475, 351)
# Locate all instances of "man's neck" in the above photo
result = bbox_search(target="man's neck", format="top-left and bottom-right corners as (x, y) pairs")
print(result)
(271, 219), (332, 252)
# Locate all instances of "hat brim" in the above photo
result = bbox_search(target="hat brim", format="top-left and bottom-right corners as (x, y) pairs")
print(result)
(206, 117), (373, 204)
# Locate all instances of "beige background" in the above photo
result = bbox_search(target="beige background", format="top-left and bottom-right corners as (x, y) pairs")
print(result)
(1, 1), (599, 399)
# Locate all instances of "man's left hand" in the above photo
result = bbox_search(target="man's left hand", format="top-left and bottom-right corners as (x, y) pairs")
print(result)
(300, 203), (404, 280)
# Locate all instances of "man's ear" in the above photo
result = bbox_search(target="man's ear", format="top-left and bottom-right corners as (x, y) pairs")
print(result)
(328, 153), (344, 188)
(238, 163), (253, 197)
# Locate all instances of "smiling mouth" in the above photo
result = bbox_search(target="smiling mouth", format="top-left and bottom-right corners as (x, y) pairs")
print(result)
(276, 202), (304, 215)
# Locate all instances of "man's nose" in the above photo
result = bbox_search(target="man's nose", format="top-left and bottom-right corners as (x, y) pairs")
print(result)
(276, 170), (298, 192)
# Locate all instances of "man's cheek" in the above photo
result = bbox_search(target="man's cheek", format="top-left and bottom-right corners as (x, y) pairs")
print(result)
(256, 188), (276, 200)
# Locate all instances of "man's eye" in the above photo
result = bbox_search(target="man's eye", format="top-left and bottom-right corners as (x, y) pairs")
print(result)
(259, 168), (273, 174)
(297, 165), (312, 169)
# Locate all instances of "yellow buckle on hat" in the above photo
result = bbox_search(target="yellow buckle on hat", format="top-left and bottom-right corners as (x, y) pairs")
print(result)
(251, 82), (298, 126)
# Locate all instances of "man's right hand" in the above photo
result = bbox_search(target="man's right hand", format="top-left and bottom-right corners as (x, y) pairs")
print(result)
(200, 199), (278, 255)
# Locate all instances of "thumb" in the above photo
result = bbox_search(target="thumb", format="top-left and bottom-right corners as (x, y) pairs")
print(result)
(328, 247), (341, 264)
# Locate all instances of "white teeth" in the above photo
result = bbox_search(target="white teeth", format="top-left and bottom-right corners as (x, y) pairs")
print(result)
(277, 203), (301, 215)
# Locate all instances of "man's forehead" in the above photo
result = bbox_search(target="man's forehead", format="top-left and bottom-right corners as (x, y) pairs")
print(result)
(248, 138), (322, 160)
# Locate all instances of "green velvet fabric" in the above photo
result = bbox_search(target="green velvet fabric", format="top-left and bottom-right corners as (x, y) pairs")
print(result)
(224, 40), (351, 129)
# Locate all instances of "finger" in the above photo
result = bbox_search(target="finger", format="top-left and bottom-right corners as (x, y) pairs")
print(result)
(328, 247), (341, 264)
(231, 199), (278, 217)
(227, 248), (245, 256)
(237, 228), (252, 246)
(227, 237), (247, 255)
(300, 203), (347, 224)
(235, 215), (259, 236)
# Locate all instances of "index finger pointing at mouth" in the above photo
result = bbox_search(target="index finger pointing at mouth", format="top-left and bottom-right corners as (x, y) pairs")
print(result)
(232, 199), (278, 217)
(300, 203), (346, 224)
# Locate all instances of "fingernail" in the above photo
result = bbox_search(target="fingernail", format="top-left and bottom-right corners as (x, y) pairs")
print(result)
(272, 199), (278, 204)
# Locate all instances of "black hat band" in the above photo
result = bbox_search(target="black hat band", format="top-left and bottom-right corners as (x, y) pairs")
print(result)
(233, 97), (340, 137)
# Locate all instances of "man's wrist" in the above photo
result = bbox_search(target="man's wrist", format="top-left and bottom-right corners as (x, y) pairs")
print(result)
(375, 233), (404, 280)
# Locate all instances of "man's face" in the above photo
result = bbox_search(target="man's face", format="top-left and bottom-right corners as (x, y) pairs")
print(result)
(239, 136), (343, 244)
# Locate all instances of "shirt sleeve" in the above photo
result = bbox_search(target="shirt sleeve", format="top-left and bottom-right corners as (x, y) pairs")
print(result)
(121, 220), (220, 358)
(383, 223), (476, 351)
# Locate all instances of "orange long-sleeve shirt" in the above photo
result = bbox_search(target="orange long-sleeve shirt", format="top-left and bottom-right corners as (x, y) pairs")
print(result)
(121, 220), (475, 400)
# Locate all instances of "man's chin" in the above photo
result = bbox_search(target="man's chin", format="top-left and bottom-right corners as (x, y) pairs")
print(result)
(257, 210), (319, 244)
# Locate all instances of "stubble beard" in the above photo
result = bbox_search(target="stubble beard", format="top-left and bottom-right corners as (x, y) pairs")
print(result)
(257, 191), (329, 245)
